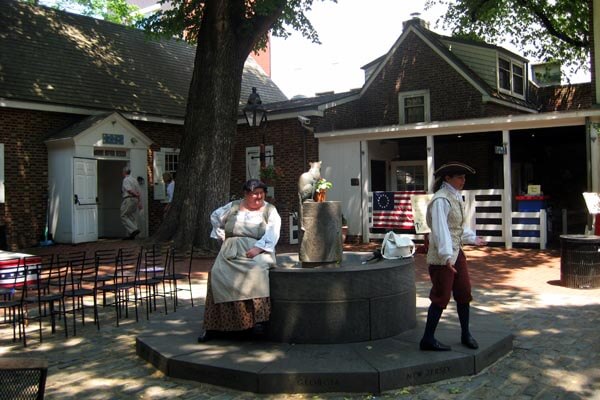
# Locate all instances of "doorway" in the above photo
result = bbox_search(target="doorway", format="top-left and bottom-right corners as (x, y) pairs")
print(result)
(97, 159), (128, 238)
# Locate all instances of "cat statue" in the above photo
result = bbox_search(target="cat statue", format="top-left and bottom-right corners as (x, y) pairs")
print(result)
(298, 161), (322, 202)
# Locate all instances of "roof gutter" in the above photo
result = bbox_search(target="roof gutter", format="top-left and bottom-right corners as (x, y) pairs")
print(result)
(0, 98), (185, 125)
(315, 109), (600, 142)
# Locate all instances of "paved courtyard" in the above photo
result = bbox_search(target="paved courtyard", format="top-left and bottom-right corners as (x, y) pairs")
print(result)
(1, 241), (600, 399)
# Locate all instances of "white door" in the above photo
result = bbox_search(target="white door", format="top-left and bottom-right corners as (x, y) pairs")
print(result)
(73, 157), (98, 243)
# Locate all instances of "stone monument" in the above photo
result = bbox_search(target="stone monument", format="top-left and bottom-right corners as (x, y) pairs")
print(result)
(297, 162), (343, 267)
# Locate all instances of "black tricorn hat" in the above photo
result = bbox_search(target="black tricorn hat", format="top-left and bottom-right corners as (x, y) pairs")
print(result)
(434, 161), (476, 177)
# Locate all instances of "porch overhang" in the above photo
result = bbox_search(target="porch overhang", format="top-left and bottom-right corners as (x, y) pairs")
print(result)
(315, 109), (600, 142)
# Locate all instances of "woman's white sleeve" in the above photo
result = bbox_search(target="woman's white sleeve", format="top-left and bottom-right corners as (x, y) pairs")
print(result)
(255, 207), (282, 253)
(209, 202), (232, 240)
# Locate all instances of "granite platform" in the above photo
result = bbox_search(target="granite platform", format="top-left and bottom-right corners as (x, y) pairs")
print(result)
(136, 304), (513, 394)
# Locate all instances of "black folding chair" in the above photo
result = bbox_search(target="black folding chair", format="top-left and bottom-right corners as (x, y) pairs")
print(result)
(23, 255), (68, 343)
(0, 357), (48, 400)
(163, 246), (195, 311)
(0, 259), (26, 346)
(98, 247), (141, 326)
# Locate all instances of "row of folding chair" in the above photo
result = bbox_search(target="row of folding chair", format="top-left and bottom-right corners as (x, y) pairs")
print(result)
(1, 244), (197, 347)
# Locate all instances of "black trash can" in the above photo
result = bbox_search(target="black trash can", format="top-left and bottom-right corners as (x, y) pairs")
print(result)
(560, 234), (600, 289)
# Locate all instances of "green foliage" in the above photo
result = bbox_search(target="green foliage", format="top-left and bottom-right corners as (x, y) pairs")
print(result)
(425, 0), (590, 75)
(260, 164), (285, 182)
(315, 178), (333, 192)
(46, 0), (144, 25)
(139, 0), (335, 51)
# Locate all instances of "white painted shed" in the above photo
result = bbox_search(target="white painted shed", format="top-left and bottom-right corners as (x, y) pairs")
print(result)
(45, 112), (153, 244)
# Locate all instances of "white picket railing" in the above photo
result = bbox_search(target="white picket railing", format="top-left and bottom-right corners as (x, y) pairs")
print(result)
(368, 189), (547, 249)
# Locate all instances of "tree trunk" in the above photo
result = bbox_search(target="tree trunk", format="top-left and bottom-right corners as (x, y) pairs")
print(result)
(153, 1), (248, 251)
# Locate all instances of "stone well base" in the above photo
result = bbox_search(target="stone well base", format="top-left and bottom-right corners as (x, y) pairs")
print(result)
(269, 252), (416, 343)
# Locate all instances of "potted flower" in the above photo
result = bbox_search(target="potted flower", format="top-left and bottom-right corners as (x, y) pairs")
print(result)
(314, 178), (333, 202)
(260, 164), (284, 185)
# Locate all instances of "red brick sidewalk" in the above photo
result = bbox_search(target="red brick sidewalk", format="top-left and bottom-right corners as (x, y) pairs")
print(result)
(22, 239), (563, 291)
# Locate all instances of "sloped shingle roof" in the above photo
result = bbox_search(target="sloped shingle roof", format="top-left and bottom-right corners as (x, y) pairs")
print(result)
(0, 0), (287, 119)
(362, 19), (539, 112)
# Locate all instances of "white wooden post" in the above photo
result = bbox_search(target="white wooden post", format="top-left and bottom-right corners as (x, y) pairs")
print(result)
(590, 121), (600, 193)
(539, 209), (547, 250)
(361, 140), (370, 243)
(426, 136), (435, 194)
(502, 130), (513, 249)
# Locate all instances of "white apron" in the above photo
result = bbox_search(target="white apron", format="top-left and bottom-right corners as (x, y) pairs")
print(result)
(210, 203), (276, 304)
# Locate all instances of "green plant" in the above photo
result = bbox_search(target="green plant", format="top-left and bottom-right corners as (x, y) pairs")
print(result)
(315, 178), (333, 193)
(260, 164), (284, 182)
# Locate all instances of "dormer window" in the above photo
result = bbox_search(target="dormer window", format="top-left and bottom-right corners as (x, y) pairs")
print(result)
(498, 56), (525, 98)
(399, 90), (430, 124)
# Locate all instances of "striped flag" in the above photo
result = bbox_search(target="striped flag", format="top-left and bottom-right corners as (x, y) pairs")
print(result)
(372, 191), (426, 230)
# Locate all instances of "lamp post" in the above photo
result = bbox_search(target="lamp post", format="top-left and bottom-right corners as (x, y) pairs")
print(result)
(243, 87), (268, 169)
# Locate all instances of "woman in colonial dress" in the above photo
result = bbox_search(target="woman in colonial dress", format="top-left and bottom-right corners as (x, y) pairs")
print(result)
(198, 179), (281, 342)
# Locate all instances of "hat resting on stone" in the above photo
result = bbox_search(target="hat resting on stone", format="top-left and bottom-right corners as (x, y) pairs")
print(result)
(434, 161), (476, 177)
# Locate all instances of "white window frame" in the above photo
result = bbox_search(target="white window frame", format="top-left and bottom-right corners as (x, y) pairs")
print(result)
(398, 90), (430, 125)
(390, 160), (427, 191)
(153, 147), (179, 201)
(497, 56), (526, 99)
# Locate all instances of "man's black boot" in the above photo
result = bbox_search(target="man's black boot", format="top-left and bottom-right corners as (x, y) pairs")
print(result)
(419, 304), (451, 351)
(457, 303), (479, 349)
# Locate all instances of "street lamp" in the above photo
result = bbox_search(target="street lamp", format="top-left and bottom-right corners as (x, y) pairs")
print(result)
(243, 87), (268, 168)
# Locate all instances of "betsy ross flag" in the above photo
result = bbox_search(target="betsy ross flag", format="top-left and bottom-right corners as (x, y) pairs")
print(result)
(372, 191), (426, 230)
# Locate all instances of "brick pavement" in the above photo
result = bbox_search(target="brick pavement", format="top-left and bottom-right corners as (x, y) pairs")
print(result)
(1, 241), (600, 399)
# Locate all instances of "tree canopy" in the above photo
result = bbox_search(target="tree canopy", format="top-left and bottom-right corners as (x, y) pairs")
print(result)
(425, 0), (590, 75)
(140, 0), (334, 251)
(141, 0), (325, 50)
(29, 0), (335, 251)
(32, 0), (144, 25)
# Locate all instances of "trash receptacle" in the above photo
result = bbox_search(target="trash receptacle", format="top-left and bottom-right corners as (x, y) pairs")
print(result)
(560, 234), (600, 289)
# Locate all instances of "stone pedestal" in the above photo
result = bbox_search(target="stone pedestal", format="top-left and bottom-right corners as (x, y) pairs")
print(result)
(269, 252), (416, 344)
(299, 201), (342, 267)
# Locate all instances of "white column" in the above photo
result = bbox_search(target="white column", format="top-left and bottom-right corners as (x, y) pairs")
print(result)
(502, 130), (513, 249)
(361, 140), (370, 243)
(590, 122), (600, 193)
(426, 136), (435, 193)
(594, 0), (600, 104)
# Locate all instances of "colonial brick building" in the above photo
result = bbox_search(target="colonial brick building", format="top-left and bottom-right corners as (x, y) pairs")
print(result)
(1, 1), (598, 250)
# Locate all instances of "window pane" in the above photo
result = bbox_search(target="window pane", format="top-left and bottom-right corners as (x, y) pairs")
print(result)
(404, 95), (425, 123)
(405, 97), (424, 107)
(513, 75), (524, 95)
(165, 153), (179, 174)
(498, 58), (510, 90)
(512, 64), (524, 95)
(405, 107), (424, 123)
(395, 166), (425, 191)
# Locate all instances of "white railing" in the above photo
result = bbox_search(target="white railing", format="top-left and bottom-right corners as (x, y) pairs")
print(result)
(368, 189), (547, 249)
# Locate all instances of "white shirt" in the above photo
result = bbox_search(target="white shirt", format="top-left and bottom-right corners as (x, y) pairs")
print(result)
(166, 181), (174, 203)
(429, 182), (477, 263)
(210, 202), (281, 253)
(122, 174), (140, 198)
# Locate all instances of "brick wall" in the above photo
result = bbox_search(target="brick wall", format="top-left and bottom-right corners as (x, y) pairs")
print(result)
(0, 105), (316, 249)
(0, 108), (79, 249)
(320, 32), (487, 131)
(232, 119), (319, 244)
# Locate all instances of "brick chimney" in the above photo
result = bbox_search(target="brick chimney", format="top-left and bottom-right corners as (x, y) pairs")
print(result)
(403, 12), (430, 31)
